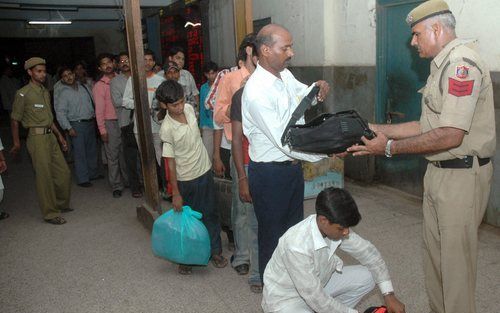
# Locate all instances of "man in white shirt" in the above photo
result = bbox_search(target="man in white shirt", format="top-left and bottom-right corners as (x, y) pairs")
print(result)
(242, 23), (330, 280)
(263, 187), (406, 313)
(122, 49), (165, 165)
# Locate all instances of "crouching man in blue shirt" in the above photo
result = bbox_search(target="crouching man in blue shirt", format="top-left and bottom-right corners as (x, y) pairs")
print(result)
(262, 187), (406, 313)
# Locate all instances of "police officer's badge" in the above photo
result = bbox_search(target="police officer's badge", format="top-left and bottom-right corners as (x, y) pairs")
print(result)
(455, 65), (469, 79)
(406, 14), (413, 25)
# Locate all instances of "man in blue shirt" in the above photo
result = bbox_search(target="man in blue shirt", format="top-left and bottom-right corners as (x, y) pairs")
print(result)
(55, 66), (99, 187)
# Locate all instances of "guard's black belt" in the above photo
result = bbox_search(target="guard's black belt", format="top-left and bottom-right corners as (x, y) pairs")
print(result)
(431, 156), (490, 169)
(70, 118), (94, 123)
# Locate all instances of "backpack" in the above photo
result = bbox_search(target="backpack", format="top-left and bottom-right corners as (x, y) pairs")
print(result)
(281, 86), (375, 154)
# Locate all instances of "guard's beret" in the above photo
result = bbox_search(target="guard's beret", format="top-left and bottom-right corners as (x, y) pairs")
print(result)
(24, 57), (46, 70)
(406, 0), (452, 27)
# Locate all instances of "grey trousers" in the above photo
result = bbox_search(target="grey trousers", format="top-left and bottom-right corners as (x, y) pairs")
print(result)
(103, 120), (128, 191)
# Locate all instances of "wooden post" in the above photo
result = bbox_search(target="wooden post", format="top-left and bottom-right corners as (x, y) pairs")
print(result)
(123, 0), (162, 228)
(233, 0), (253, 52)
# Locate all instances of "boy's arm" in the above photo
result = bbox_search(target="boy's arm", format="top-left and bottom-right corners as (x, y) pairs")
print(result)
(166, 157), (183, 212)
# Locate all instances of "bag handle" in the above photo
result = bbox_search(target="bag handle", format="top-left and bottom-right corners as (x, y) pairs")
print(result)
(280, 85), (320, 145)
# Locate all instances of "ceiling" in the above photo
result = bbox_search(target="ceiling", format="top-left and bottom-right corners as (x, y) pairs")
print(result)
(0, 0), (174, 24)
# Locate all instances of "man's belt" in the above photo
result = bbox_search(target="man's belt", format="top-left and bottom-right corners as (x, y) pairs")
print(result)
(268, 160), (300, 166)
(431, 156), (490, 169)
(29, 127), (52, 135)
(70, 118), (94, 123)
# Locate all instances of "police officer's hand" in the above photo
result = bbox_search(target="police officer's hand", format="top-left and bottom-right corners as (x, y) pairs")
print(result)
(172, 194), (183, 212)
(100, 133), (109, 143)
(347, 131), (388, 156)
(384, 294), (406, 313)
(315, 80), (330, 102)
(238, 177), (252, 203)
(58, 135), (69, 152)
(68, 128), (77, 137)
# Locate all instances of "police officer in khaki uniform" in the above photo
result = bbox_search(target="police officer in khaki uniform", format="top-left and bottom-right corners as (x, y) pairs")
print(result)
(10, 57), (72, 225)
(348, 1), (495, 313)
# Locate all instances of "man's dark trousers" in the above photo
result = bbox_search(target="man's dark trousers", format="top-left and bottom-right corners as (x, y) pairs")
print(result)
(178, 170), (222, 255)
(248, 160), (304, 281)
(70, 120), (98, 184)
(121, 124), (141, 193)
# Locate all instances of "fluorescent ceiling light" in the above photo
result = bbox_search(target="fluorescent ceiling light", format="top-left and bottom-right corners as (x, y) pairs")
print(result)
(184, 22), (201, 27)
(28, 20), (72, 25)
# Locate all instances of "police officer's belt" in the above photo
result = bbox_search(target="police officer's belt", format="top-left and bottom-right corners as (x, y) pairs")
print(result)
(431, 156), (490, 169)
(29, 127), (52, 135)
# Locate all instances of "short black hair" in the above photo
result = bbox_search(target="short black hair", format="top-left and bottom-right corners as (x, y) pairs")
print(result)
(168, 46), (185, 57)
(118, 51), (129, 58)
(203, 61), (218, 73)
(144, 49), (156, 61)
(58, 65), (73, 78)
(96, 53), (114, 65)
(237, 33), (256, 63)
(156, 80), (184, 104)
(315, 187), (361, 228)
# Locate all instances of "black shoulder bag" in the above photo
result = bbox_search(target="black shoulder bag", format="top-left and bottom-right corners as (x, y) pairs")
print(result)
(281, 86), (375, 154)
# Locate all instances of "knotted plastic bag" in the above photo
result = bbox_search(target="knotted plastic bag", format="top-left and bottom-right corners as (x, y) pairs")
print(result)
(152, 206), (211, 265)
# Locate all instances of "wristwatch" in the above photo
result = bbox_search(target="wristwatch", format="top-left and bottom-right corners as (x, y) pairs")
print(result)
(385, 139), (394, 158)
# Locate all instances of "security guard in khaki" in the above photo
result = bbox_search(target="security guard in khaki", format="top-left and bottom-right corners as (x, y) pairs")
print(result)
(348, 1), (495, 313)
(10, 57), (72, 224)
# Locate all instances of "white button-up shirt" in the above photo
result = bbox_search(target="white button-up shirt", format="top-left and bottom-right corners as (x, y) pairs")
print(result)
(242, 64), (325, 162)
(263, 214), (394, 313)
(122, 73), (165, 134)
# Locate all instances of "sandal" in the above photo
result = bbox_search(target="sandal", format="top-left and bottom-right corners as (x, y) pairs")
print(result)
(0, 212), (9, 220)
(178, 264), (192, 275)
(45, 216), (66, 225)
(211, 254), (228, 268)
(250, 284), (263, 294)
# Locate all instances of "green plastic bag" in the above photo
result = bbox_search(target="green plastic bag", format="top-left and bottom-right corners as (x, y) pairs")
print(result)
(152, 206), (211, 265)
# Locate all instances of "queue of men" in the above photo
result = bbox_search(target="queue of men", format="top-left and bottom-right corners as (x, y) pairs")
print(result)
(1, 1), (495, 312)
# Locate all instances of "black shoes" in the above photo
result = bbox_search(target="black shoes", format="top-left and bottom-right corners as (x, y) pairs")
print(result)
(78, 182), (92, 187)
(112, 190), (122, 198)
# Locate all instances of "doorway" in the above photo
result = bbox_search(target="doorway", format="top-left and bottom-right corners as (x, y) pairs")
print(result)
(376, 0), (430, 195)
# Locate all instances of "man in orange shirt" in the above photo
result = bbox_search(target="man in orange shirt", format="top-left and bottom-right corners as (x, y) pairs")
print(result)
(214, 34), (258, 278)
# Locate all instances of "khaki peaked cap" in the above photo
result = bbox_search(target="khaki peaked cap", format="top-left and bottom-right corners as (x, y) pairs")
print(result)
(406, 0), (452, 27)
(24, 57), (46, 70)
